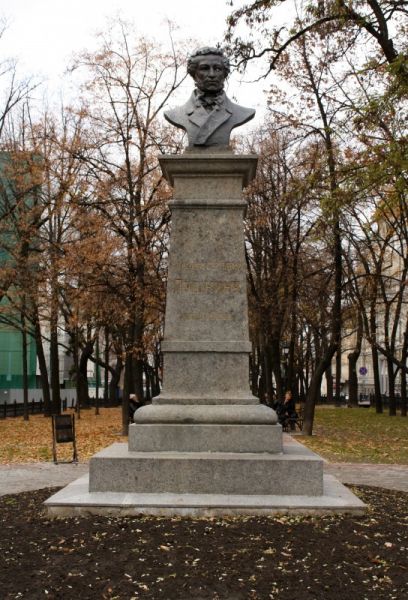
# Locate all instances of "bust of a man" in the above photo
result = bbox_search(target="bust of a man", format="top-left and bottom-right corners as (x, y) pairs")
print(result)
(164, 46), (255, 150)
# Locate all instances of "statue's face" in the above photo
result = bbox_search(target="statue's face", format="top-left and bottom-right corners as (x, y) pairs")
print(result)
(193, 55), (226, 93)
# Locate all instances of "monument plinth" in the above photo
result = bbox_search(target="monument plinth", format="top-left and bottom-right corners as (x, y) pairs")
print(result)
(154, 154), (258, 406)
(127, 152), (282, 457)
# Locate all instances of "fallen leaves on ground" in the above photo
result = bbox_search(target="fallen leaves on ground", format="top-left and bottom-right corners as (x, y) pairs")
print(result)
(0, 407), (125, 463)
(0, 485), (407, 599)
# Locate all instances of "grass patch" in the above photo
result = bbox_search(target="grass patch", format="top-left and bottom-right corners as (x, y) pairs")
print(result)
(0, 407), (125, 464)
(299, 406), (408, 464)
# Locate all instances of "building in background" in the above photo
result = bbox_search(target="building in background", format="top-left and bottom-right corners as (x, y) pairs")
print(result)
(0, 151), (38, 396)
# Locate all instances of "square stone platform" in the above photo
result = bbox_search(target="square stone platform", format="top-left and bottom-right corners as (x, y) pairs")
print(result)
(88, 440), (323, 496)
(45, 437), (366, 517)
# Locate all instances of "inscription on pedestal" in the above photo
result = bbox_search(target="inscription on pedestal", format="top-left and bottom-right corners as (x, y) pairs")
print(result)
(183, 312), (234, 321)
(172, 280), (241, 294)
(173, 261), (241, 272)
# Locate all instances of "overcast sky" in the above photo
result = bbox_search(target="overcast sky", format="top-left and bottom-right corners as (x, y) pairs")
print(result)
(0, 0), (275, 129)
(2, 0), (231, 77)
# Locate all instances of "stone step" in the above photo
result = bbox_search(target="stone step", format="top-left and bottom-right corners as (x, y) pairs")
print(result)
(128, 423), (282, 453)
(89, 441), (323, 496)
(45, 473), (366, 518)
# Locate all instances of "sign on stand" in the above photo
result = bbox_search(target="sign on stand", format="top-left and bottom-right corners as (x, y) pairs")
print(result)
(52, 414), (78, 464)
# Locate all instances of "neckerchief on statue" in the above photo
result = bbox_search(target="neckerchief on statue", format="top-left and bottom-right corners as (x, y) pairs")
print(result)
(194, 89), (225, 111)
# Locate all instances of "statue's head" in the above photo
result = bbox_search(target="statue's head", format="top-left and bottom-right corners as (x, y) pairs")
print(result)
(187, 47), (230, 94)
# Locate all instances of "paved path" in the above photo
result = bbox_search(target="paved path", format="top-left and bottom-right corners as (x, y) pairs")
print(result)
(0, 461), (407, 496)
(324, 463), (408, 493)
(0, 463), (89, 496)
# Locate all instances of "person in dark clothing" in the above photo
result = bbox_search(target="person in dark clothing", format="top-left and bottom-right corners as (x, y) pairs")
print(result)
(129, 394), (142, 422)
(277, 390), (298, 430)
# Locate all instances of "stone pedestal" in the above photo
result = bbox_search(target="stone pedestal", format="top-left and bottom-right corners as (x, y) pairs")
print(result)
(128, 154), (282, 456)
(45, 152), (366, 516)
(156, 153), (260, 407)
(91, 152), (290, 488)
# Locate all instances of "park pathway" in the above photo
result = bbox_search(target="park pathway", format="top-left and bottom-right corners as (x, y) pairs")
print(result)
(0, 462), (88, 496)
(324, 462), (408, 493)
(0, 460), (407, 496)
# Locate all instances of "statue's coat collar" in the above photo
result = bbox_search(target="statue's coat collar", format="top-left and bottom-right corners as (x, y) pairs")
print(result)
(185, 91), (232, 145)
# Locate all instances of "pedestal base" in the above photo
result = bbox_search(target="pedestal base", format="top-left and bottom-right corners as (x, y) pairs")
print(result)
(130, 404), (281, 453)
(128, 423), (282, 453)
(44, 438), (366, 517)
(88, 441), (323, 496)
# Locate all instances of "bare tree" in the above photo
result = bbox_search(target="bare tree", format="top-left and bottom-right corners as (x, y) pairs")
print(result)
(71, 21), (185, 433)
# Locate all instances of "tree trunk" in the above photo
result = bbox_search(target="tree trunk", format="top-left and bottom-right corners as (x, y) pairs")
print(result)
(335, 345), (342, 406)
(250, 345), (261, 397)
(372, 345), (383, 413)
(348, 351), (359, 408)
(95, 335), (100, 415)
(109, 357), (123, 404)
(78, 340), (94, 409)
(347, 312), (363, 407)
(21, 313), (29, 422)
(400, 327), (408, 417)
(270, 339), (284, 403)
(144, 362), (152, 403)
(303, 343), (338, 435)
(152, 345), (162, 397)
(325, 366), (333, 404)
(73, 328), (80, 419)
(104, 327), (109, 404)
(122, 352), (132, 436)
(34, 314), (51, 416)
(298, 368), (306, 403)
(133, 354), (144, 404)
(262, 341), (274, 405)
(400, 367), (407, 417)
(387, 356), (397, 416)
(153, 367), (161, 397)
(49, 308), (60, 415)
(287, 339), (298, 404)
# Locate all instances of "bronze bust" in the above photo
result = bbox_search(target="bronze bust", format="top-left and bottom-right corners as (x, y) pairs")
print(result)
(164, 47), (255, 149)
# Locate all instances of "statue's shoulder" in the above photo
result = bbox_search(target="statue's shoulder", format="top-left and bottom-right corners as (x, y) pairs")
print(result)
(225, 97), (256, 125)
(164, 106), (184, 127)
(164, 94), (194, 127)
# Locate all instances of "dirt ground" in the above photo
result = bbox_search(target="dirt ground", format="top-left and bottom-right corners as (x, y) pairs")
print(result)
(0, 486), (407, 599)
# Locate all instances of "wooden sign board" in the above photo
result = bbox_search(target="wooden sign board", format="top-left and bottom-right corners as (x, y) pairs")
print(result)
(52, 414), (78, 463)
(55, 415), (75, 442)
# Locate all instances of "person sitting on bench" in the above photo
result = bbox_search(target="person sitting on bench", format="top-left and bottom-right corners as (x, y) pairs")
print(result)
(277, 390), (298, 430)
